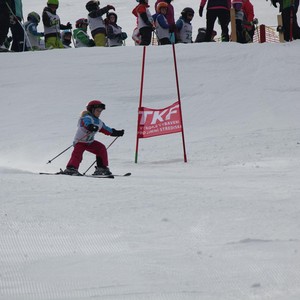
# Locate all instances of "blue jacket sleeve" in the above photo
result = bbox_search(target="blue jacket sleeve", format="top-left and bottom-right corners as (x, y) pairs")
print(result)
(157, 14), (169, 29)
(100, 123), (113, 135)
(176, 19), (183, 31)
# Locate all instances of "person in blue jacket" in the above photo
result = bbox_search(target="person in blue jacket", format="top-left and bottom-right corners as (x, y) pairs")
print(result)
(24, 12), (44, 50)
(64, 100), (124, 176)
(154, 2), (171, 45)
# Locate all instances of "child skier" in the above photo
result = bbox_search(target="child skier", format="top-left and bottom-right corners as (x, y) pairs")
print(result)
(154, 2), (171, 45)
(106, 12), (127, 47)
(85, 0), (115, 47)
(132, 0), (154, 46)
(42, 0), (72, 49)
(176, 7), (194, 43)
(64, 100), (124, 176)
(24, 12), (44, 50)
(61, 30), (72, 47)
(232, 0), (247, 43)
(73, 18), (95, 47)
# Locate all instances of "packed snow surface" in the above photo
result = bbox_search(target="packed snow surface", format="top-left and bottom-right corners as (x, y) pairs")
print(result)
(0, 0), (300, 299)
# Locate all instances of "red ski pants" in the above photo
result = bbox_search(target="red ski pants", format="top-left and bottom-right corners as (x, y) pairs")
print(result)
(67, 141), (108, 169)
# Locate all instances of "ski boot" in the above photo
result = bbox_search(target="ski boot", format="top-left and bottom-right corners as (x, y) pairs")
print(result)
(63, 167), (81, 176)
(93, 166), (112, 176)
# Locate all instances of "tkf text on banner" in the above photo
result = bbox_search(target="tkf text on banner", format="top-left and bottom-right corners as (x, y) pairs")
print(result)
(137, 101), (182, 138)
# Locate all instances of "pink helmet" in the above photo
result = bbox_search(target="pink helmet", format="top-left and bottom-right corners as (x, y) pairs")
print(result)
(86, 100), (106, 112)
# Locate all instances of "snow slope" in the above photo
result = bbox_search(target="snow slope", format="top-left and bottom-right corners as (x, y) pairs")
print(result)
(1, 2), (300, 300)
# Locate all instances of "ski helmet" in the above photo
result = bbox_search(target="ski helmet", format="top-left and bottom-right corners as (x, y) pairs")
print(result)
(232, 0), (243, 9)
(76, 18), (88, 28)
(61, 30), (72, 40)
(181, 7), (195, 17)
(86, 0), (100, 12)
(86, 100), (106, 113)
(27, 12), (41, 23)
(47, 0), (59, 6)
(156, 2), (168, 12)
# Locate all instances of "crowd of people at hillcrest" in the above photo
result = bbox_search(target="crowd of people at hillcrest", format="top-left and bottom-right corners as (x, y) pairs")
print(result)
(1, 0), (300, 52)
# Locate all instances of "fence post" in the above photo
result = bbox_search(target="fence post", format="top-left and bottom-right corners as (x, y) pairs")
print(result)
(259, 24), (266, 43)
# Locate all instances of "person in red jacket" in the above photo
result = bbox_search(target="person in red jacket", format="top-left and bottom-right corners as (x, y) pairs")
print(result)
(132, 0), (154, 45)
(199, 0), (231, 42)
(242, 0), (255, 41)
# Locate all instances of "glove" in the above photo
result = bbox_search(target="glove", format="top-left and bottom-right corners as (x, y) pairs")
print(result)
(66, 22), (72, 29)
(87, 124), (99, 132)
(271, 0), (278, 8)
(169, 23), (176, 33)
(111, 129), (124, 137)
(107, 5), (115, 11)
(199, 6), (204, 17)
(252, 18), (258, 25)
(120, 32), (128, 40)
(88, 39), (95, 46)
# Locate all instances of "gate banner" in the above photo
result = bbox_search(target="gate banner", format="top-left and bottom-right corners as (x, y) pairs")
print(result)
(137, 101), (182, 138)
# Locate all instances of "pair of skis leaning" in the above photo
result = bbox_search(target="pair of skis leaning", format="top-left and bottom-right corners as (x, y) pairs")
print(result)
(39, 169), (131, 179)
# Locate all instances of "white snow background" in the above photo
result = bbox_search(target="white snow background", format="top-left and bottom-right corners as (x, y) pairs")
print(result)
(1, 0), (300, 299)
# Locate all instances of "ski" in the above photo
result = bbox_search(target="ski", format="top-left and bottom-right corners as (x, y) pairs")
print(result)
(39, 171), (131, 178)
(39, 171), (114, 179)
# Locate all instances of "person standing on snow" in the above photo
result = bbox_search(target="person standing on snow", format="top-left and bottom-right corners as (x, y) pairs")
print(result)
(154, 2), (171, 45)
(9, 0), (27, 51)
(64, 100), (124, 176)
(73, 18), (95, 47)
(270, 0), (300, 41)
(242, 0), (256, 42)
(0, 0), (12, 50)
(132, 0), (154, 46)
(61, 30), (72, 48)
(199, 0), (231, 42)
(154, 0), (176, 42)
(176, 7), (194, 44)
(86, 0), (115, 47)
(42, 0), (72, 49)
(106, 12), (128, 47)
(24, 12), (44, 50)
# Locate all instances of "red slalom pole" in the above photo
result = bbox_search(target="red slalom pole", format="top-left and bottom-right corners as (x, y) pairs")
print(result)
(172, 43), (187, 162)
(135, 46), (146, 163)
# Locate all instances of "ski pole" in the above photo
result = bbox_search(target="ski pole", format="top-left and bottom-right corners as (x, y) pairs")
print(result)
(6, 2), (33, 51)
(47, 132), (91, 164)
(82, 136), (119, 175)
(47, 144), (73, 164)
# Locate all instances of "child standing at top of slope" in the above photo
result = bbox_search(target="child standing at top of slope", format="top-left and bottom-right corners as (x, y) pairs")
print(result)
(132, 0), (154, 46)
(64, 100), (124, 176)
(85, 0), (115, 46)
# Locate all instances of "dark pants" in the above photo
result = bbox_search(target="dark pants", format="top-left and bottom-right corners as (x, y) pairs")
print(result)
(205, 9), (230, 42)
(0, 3), (10, 46)
(139, 27), (152, 46)
(10, 18), (27, 52)
(282, 7), (300, 41)
(159, 37), (171, 45)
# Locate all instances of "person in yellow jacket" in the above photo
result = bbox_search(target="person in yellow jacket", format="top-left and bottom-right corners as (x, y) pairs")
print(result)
(85, 0), (115, 46)
(42, 0), (72, 49)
